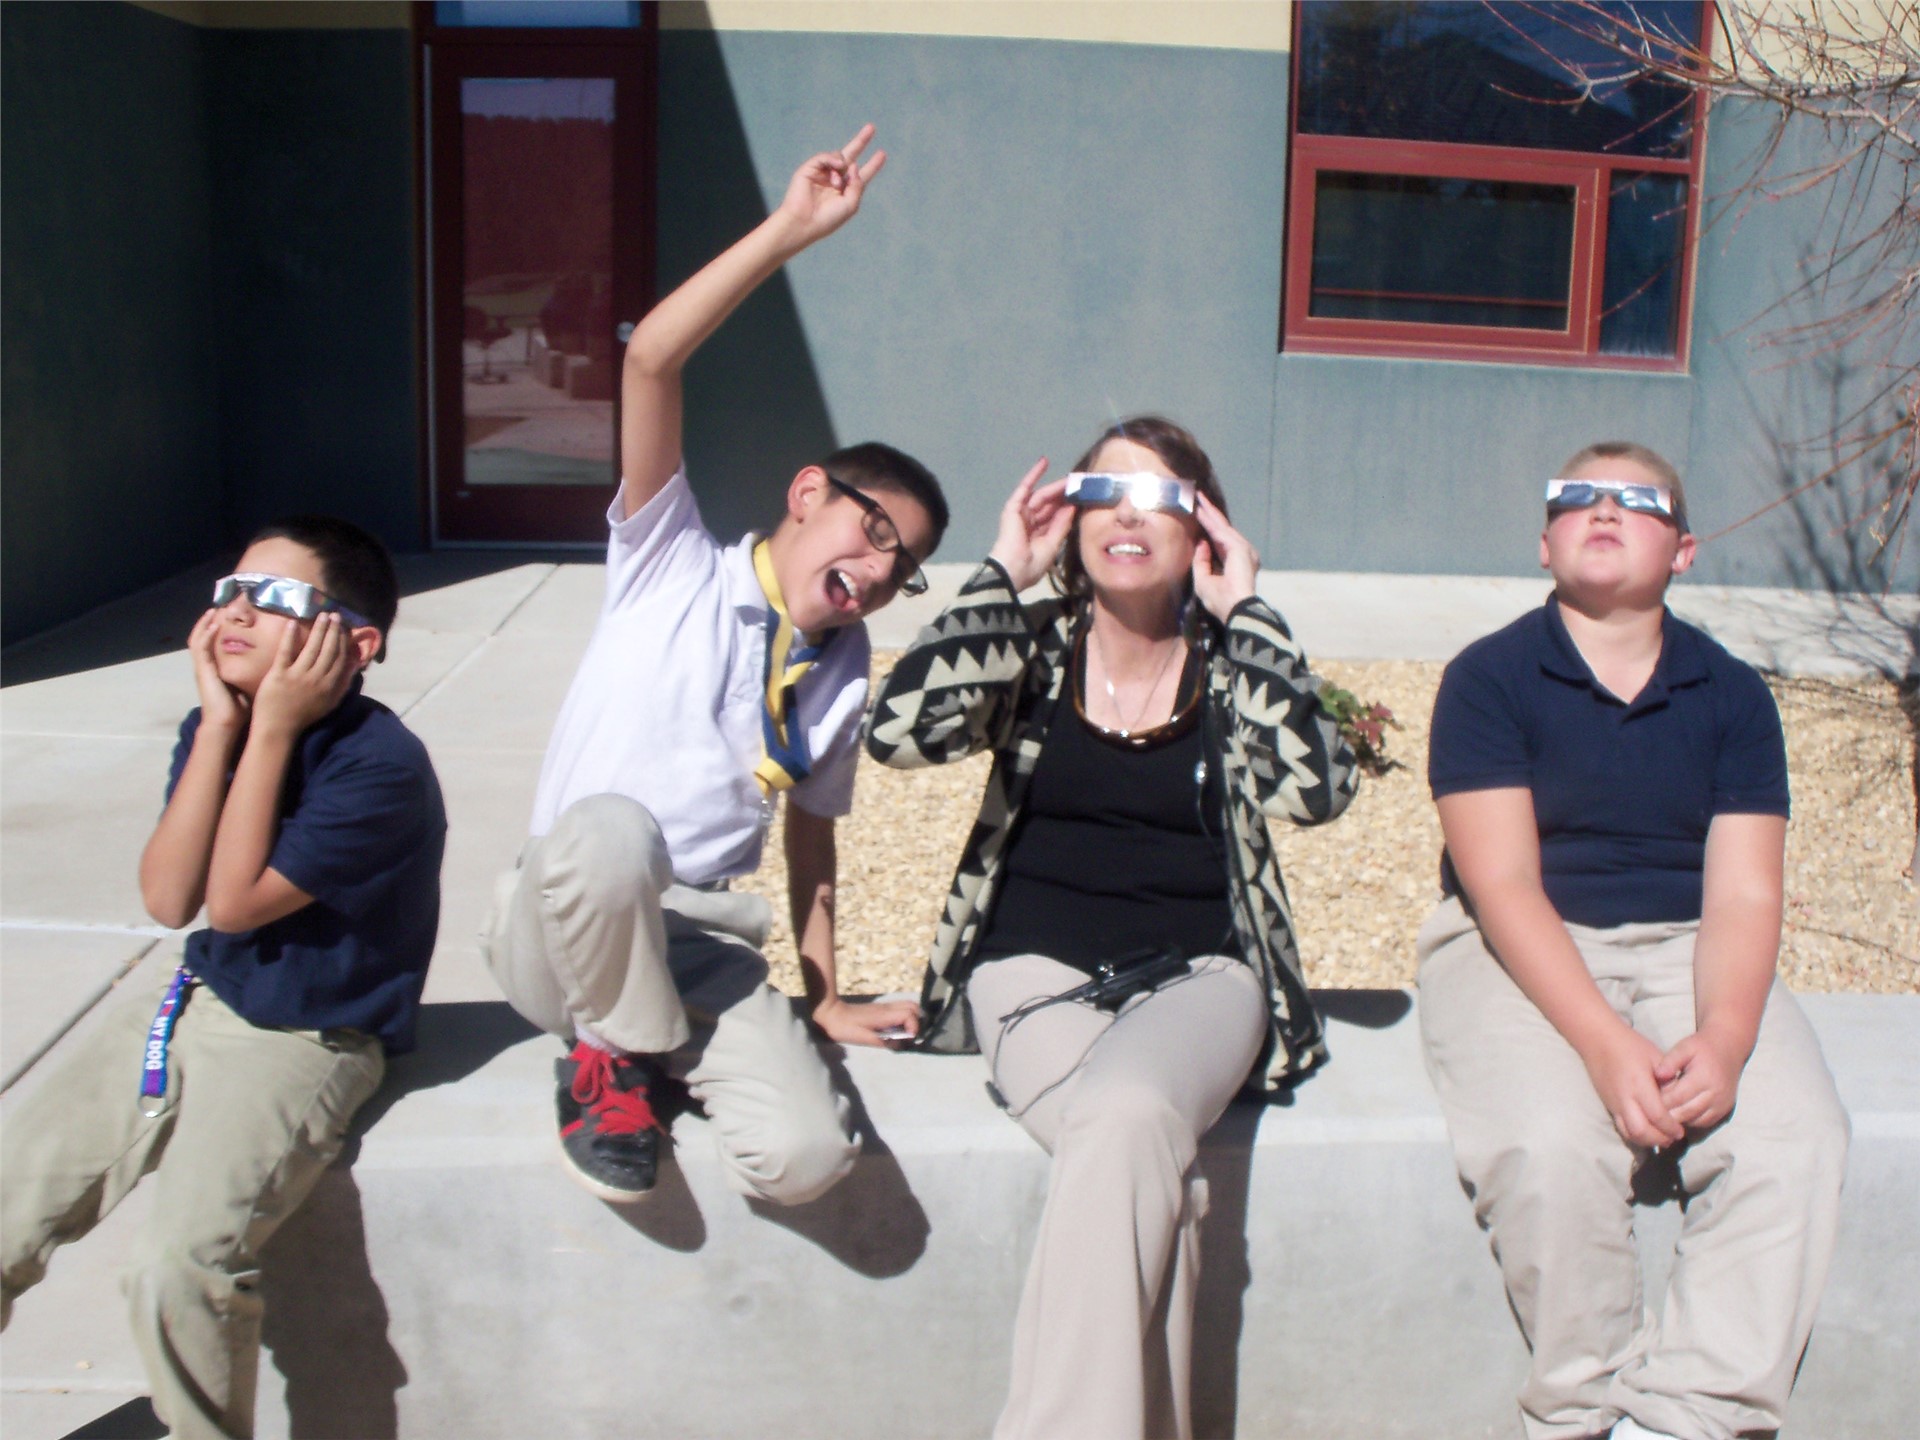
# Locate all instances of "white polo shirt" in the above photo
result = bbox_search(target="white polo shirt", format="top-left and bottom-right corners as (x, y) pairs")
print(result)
(530, 469), (870, 886)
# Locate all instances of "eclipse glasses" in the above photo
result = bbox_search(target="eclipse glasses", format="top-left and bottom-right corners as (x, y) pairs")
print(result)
(1545, 478), (1682, 529)
(212, 572), (371, 628)
(1064, 472), (1197, 516)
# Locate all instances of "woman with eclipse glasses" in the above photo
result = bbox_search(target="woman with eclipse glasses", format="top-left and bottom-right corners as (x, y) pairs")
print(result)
(868, 415), (1357, 1440)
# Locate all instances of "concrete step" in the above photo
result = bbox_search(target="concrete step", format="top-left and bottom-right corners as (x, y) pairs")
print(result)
(3, 991), (1914, 1440)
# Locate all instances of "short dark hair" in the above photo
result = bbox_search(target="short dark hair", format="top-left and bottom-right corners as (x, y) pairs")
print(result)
(247, 515), (399, 661)
(1557, 440), (1690, 533)
(820, 441), (949, 554)
(1054, 415), (1227, 606)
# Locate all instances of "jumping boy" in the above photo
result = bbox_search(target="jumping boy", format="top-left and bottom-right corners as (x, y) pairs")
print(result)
(1417, 442), (1849, 1440)
(2, 516), (446, 1440)
(482, 125), (948, 1206)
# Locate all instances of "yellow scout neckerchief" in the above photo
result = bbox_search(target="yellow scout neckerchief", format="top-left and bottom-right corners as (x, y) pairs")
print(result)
(751, 538), (832, 796)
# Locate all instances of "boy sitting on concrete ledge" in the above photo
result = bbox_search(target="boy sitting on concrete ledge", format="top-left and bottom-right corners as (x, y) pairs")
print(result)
(1417, 442), (1849, 1440)
(481, 125), (948, 1208)
(2, 516), (446, 1440)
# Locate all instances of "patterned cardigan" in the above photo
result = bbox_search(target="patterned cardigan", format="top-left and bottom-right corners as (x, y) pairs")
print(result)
(866, 561), (1359, 1092)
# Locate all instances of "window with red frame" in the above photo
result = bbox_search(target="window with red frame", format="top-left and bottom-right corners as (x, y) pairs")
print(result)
(1284, 1), (1709, 369)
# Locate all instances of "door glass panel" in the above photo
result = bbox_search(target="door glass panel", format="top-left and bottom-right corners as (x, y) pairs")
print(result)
(461, 76), (615, 488)
(1309, 171), (1576, 330)
(437, 2), (641, 27)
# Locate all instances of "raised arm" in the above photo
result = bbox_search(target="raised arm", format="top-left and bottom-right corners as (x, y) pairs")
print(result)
(1190, 493), (1356, 825)
(619, 126), (887, 518)
(1438, 787), (1684, 1149)
(203, 617), (361, 933)
(867, 462), (1065, 767)
(140, 611), (248, 928)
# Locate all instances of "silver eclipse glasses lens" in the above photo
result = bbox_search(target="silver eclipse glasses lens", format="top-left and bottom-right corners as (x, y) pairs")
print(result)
(1064, 472), (1197, 516)
(212, 573), (370, 627)
(1545, 478), (1679, 526)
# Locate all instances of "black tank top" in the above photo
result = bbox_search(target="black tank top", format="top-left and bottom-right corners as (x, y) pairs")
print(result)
(975, 648), (1240, 974)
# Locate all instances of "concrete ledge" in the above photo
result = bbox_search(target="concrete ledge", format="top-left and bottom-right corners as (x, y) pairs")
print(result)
(3, 994), (1916, 1439)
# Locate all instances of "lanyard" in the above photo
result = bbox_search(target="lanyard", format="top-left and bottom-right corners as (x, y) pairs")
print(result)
(750, 539), (830, 795)
(138, 966), (195, 1118)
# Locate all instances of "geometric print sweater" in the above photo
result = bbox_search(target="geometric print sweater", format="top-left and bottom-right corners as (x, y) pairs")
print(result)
(867, 560), (1358, 1091)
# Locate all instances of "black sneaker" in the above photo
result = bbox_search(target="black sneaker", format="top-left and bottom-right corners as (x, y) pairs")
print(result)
(555, 1042), (665, 1204)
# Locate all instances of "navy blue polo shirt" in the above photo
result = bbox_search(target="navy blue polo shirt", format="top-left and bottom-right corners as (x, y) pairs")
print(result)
(166, 682), (446, 1053)
(1428, 597), (1788, 927)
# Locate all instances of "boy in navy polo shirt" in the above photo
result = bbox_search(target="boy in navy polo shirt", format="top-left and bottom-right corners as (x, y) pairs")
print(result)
(2, 516), (445, 1440)
(1417, 442), (1847, 1440)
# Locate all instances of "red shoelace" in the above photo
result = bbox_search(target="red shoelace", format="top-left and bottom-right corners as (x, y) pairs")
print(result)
(568, 1047), (660, 1137)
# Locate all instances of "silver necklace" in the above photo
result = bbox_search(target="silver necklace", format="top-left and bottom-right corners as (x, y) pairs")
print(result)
(1090, 623), (1183, 737)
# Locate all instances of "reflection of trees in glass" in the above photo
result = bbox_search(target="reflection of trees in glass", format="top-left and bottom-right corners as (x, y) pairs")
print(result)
(1311, 175), (1575, 328)
(1530, 0), (1916, 572)
(1296, 0), (1701, 156)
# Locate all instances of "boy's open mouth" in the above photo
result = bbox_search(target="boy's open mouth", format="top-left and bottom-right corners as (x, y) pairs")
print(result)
(825, 567), (863, 614)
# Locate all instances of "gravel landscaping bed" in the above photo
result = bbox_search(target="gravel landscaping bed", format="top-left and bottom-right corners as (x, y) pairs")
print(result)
(742, 656), (1918, 1003)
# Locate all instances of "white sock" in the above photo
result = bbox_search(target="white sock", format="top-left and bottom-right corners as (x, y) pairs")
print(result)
(1613, 1419), (1685, 1440)
(571, 1023), (615, 1053)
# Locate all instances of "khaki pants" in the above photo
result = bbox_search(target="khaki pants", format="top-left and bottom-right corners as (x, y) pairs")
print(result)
(1416, 896), (1849, 1440)
(967, 952), (1267, 1440)
(482, 793), (857, 1205)
(1, 969), (383, 1440)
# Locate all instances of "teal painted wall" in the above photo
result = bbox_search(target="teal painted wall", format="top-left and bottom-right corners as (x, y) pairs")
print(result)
(664, 31), (1914, 593)
(0, 3), (418, 649)
(4, 17), (1906, 651)
(2, 1), (222, 646)
(207, 27), (419, 546)
(660, 30), (1290, 558)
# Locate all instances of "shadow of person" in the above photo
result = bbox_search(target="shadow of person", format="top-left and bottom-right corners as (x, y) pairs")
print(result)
(609, 1073), (710, 1252)
(256, 1001), (539, 1437)
(1311, 988), (1415, 1030)
(745, 1045), (931, 1278)
(56, 1397), (166, 1440)
(1190, 1101), (1261, 1440)
(355, 1000), (543, 1133)
(259, 1139), (406, 1440)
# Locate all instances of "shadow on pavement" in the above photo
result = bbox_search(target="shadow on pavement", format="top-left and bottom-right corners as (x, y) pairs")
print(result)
(0, 550), (588, 689)
(57, 1397), (165, 1440)
(746, 1043), (932, 1278)
(257, 1001), (539, 1438)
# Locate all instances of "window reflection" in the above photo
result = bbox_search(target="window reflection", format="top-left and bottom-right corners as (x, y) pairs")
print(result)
(461, 77), (616, 488)
(1297, 1), (1703, 159)
(1310, 173), (1576, 331)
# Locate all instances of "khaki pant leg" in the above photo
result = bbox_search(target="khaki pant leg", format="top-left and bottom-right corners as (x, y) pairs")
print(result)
(1592, 931), (1849, 1440)
(482, 793), (690, 1054)
(670, 898), (858, 1206)
(1417, 898), (1643, 1440)
(1, 978), (181, 1327)
(124, 989), (383, 1440)
(970, 954), (1267, 1440)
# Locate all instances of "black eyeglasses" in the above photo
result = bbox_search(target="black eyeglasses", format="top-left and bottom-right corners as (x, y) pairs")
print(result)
(825, 476), (929, 597)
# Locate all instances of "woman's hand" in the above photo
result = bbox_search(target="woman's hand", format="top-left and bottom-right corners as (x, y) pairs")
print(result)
(189, 609), (250, 733)
(773, 125), (887, 251)
(251, 614), (358, 742)
(986, 460), (1074, 592)
(1191, 492), (1260, 620)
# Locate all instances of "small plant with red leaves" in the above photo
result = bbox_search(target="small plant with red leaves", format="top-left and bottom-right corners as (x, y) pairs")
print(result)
(1318, 683), (1402, 778)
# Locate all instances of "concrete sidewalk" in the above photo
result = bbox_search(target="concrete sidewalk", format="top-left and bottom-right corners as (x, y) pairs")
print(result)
(2, 557), (1914, 1438)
